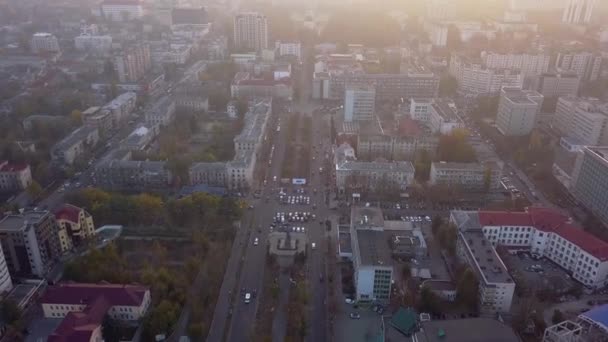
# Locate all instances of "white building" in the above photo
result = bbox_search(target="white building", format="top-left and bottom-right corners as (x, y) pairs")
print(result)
(0, 243), (12, 294)
(430, 161), (502, 191)
(428, 100), (463, 134)
(556, 51), (603, 81)
(533, 71), (580, 98)
(344, 85), (375, 122)
(335, 143), (415, 194)
(509, 0), (568, 11)
(145, 97), (175, 126)
(452, 207), (608, 289)
(74, 35), (112, 53)
(0, 161), (32, 193)
(426, 0), (456, 20)
(102, 92), (137, 128)
(496, 87), (544, 136)
(51, 126), (100, 165)
(101, 0), (144, 21)
(553, 97), (608, 145)
(31, 33), (60, 54)
(481, 51), (551, 78)
(234, 12), (268, 52)
(562, 0), (596, 24)
(427, 23), (448, 47)
(275, 41), (301, 60)
(449, 54), (524, 96)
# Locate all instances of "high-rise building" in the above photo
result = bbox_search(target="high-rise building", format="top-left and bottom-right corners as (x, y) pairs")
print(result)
(426, 0), (456, 20)
(449, 54), (524, 96)
(344, 85), (375, 122)
(31, 33), (60, 54)
(0, 243), (12, 294)
(562, 0), (596, 24)
(572, 147), (608, 225)
(553, 97), (608, 146)
(496, 87), (543, 136)
(114, 43), (151, 83)
(234, 12), (268, 52)
(101, 0), (144, 21)
(509, 0), (568, 11)
(481, 51), (551, 78)
(556, 51), (602, 81)
(533, 71), (580, 98)
(0, 210), (61, 277)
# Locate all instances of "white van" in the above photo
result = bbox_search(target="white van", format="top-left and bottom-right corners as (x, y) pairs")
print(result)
(311, 242), (316, 250)
(244, 293), (251, 303)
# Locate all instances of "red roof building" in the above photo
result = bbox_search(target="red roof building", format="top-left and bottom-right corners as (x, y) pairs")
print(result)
(0, 160), (32, 192)
(42, 283), (150, 342)
(472, 207), (608, 288)
(54, 204), (96, 253)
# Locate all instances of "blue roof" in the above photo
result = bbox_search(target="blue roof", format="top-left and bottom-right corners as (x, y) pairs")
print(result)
(581, 304), (608, 330)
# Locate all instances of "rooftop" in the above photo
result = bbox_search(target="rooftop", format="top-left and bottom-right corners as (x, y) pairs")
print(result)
(0, 161), (29, 172)
(431, 161), (487, 171)
(501, 87), (543, 105)
(41, 283), (148, 306)
(414, 318), (520, 342)
(234, 99), (271, 144)
(53, 126), (98, 151)
(459, 230), (513, 284)
(55, 204), (84, 223)
(355, 229), (394, 266)
(422, 280), (456, 292)
(0, 210), (50, 232)
(431, 100), (460, 122)
(351, 207), (384, 230)
(338, 160), (415, 173)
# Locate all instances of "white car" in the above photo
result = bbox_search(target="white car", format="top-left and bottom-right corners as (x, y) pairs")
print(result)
(253, 238), (259, 246)
(244, 293), (251, 304)
(311, 242), (316, 249)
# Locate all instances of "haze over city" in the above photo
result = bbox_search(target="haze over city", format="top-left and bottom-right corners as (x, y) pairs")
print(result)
(1, 0), (608, 341)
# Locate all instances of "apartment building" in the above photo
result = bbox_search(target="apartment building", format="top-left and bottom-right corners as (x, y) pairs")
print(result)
(556, 51), (602, 81)
(562, 0), (596, 24)
(453, 207), (608, 289)
(449, 54), (524, 96)
(0, 244), (12, 294)
(74, 34), (112, 53)
(31, 33), (60, 54)
(102, 92), (138, 128)
(189, 99), (271, 190)
(114, 43), (151, 83)
(234, 12), (268, 52)
(348, 207), (426, 303)
(174, 82), (209, 112)
(231, 72), (293, 100)
(496, 87), (544, 136)
(344, 85), (376, 122)
(452, 212), (515, 314)
(481, 51), (551, 78)
(335, 143), (415, 194)
(424, 22), (448, 47)
(0, 161), (32, 193)
(357, 134), (438, 161)
(553, 97), (608, 145)
(275, 41), (301, 60)
(428, 99), (464, 134)
(54, 204), (96, 253)
(95, 159), (172, 191)
(0, 210), (61, 277)
(51, 126), (100, 166)
(101, 0), (144, 21)
(145, 96), (175, 126)
(533, 71), (581, 98)
(430, 161), (502, 191)
(43, 283), (150, 341)
(572, 147), (608, 225)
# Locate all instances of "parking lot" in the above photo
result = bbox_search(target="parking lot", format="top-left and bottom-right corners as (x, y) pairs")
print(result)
(504, 252), (577, 295)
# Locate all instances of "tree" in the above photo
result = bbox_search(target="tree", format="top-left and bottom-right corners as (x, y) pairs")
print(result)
(187, 322), (204, 339)
(70, 110), (83, 126)
(456, 268), (479, 312)
(236, 99), (248, 118)
(26, 180), (43, 199)
(438, 74), (458, 97)
(431, 215), (443, 236)
(401, 263), (411, 281)
(437, 223), (458, 255)
(133, 193), (163, 224)
(552, 309), (564, 325)
(418, 286), (441, 315)
(483, 166), (493, 192)
(0, 299), (21, 324)
(437, 131), (476, 163)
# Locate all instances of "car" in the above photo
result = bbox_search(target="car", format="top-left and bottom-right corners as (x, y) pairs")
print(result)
(349, 313), (361, 319)
(311, 242), (316, 249)
(244, 293), (251, 304)
(345, 298), (355, 304)
(253, 238), (259, 246)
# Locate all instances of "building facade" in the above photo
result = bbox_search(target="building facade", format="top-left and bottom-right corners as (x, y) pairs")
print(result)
(234, 12), (268, 52)
(54, 204), (96, 253)
(572, 147), (608, 225)
(430, 161), (502, 191)
(145, 96), (175, 126)
(101, 0), (144, 21)
(74, 35), (112, 53)
(0, 161), (32, 193)
(481, 51), (551, 78)
(114, 43), (151, 83)
(556, 51), (602, 81)
(496, 87), (544, 136)
(51, 126), (100, 166)
(449, 55), (524, 96)
(553, 97), (608, 145)
(31, 33), (60, 54)
(562, 0), (596, 24)
(344, 85), (375, 122)
(0, 210), (61, 277)
(533, 71), (581, 98)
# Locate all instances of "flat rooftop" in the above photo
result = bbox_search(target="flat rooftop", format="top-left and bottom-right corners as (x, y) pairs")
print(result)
(432, 161), (484, 171)
(355, 229), (393, 266)
(502, 87), (542, 105)
(53, 126), (98, 151)
(431, 100), (460, 122)
(351, 207), (384, 230)
(414, 318), (520, 342)
(460, 230), (513, 284)
(0, 210), (49, 232)
(589, 147), (608, 162)
(338, 160), (415, 173)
